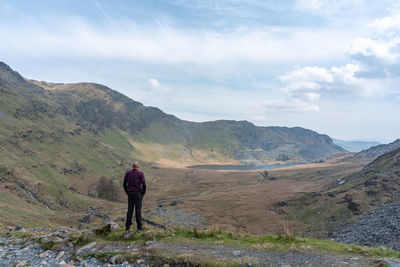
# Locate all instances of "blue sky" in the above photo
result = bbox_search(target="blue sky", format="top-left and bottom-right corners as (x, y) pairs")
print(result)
(1, 0), (399, 142)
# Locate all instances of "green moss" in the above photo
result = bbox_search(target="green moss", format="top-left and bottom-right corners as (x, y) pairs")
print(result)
(41, 241), (56, 250)
(71, 234), (94, 247)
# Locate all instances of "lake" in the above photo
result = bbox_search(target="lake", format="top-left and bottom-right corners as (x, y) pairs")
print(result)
(187, 163), (301, 171)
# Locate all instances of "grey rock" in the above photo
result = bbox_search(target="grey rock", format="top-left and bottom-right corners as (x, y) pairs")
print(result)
(233, 250), (241, 257)
(78, 215), (93, 224)
(110, 254), (123, 264)
(76, 242), (96, 255)
(106, 220), (121, 231)
(385, 259), (400, 267)
(334, 200), (400, 250)
(55, 251), (65, 260)
(145, 241), (154, 246)
(15, 260), (28, 267)
(123, 232), (135, 239)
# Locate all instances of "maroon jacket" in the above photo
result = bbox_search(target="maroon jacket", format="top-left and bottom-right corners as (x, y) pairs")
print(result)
(123, 168), (146, 195)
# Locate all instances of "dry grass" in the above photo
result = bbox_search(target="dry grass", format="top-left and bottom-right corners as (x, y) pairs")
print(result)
(136, 156), (370, 235)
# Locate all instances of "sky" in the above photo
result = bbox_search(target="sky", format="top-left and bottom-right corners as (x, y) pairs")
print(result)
(0, 0), (399, 142)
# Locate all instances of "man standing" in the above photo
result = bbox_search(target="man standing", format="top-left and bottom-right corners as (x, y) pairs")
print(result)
(123, 161), (146, 232)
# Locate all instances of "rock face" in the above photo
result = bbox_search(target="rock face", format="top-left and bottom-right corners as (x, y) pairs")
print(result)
(333, 200), (400, 250)
(354, 139), (400, 159)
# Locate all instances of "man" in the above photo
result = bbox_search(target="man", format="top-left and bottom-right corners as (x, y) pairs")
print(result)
(123, 161), (146, 232)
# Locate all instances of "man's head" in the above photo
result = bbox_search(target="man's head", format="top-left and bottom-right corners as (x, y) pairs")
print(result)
(133, 161), (140, 169)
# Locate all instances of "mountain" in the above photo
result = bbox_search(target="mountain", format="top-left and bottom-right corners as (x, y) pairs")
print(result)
(1, 61), (345, 166)
(332, 139), (380, 152)
(0, 61), (345, 226)
(353, 139), (400, 159)
(287, 146), (400, 236)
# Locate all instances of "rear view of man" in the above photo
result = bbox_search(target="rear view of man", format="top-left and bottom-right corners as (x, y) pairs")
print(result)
(123, 161), (146, 232)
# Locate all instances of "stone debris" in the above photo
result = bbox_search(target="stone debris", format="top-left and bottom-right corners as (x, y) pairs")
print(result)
(76, 241), (96, 255)
(55, 251), (65, 260)
(145, 207), (204, 229)
(123, 231), (135, 239)
(233, 250), (242, 257)
(333, 200), (400, 250)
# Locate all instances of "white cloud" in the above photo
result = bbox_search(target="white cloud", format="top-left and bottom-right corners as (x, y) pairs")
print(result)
(368, 13), (400, 31)
(252, 115), (266, 121)
(349, 37), (400, 63)
(147, 78), (171, 93)
(264, 98), (320, 112)
(303, 92), (320, 101)
(293, 0), (373, 17)
(266, 61), (389, 113)
(295, 0), (325, 11)
(280, 66), (334, 89)
(0, 17), (352, 68)
(278, 63), (385, 97)
(148, 78), (160, 89)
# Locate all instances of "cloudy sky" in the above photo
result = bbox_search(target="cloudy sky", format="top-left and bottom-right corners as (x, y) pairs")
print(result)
(1, 0), (399, 142)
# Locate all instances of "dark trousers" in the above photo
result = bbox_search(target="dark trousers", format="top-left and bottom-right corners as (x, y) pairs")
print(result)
(125, 191), (143, 231)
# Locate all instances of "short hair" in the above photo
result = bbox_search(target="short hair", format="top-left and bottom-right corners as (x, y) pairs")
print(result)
(133, 161), (140, 168)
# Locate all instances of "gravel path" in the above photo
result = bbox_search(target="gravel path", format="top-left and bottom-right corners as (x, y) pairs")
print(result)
(0, 234), (384, 267)
(148, 242), (379, 266)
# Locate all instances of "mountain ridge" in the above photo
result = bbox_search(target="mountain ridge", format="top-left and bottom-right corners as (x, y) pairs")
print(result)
(4, 61), (345, 165)
(333, 138), (380, 153)
(353, 139), (400, 160)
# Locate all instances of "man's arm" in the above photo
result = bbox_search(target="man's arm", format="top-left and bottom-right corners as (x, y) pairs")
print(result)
(123, 172), (128, 195)
(141, 173), (146, 196)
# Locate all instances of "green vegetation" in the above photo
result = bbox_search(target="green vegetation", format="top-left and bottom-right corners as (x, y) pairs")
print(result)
(90, 225), (400, 260)
(40, 241), (56, 250)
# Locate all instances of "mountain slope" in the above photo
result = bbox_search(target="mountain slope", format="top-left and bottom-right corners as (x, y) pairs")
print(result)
(333, 139), (380, 152)
(286, 147), (400, 236)
(28, 65), (345, 165)
(353, 139), (400, 159)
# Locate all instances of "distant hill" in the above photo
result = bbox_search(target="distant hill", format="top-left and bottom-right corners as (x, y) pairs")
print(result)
(0, 61), (345, 166)
(353, 139), (400, 159)
(333, 139), (380, 152)
(0, 61), (345, 225)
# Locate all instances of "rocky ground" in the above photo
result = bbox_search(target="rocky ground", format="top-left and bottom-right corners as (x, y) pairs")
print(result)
(0, 224), (394, 267)
(144, 208), (204, 229)
(333, 201), (400, 250)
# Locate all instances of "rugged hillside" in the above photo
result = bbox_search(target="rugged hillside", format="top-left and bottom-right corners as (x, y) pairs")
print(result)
(30, 81), (346, 165)
(353, 139), (400, 159)
(285, 147), (400, 236)
(333, 139), (380, 152)
(2, 61), (345, 166)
